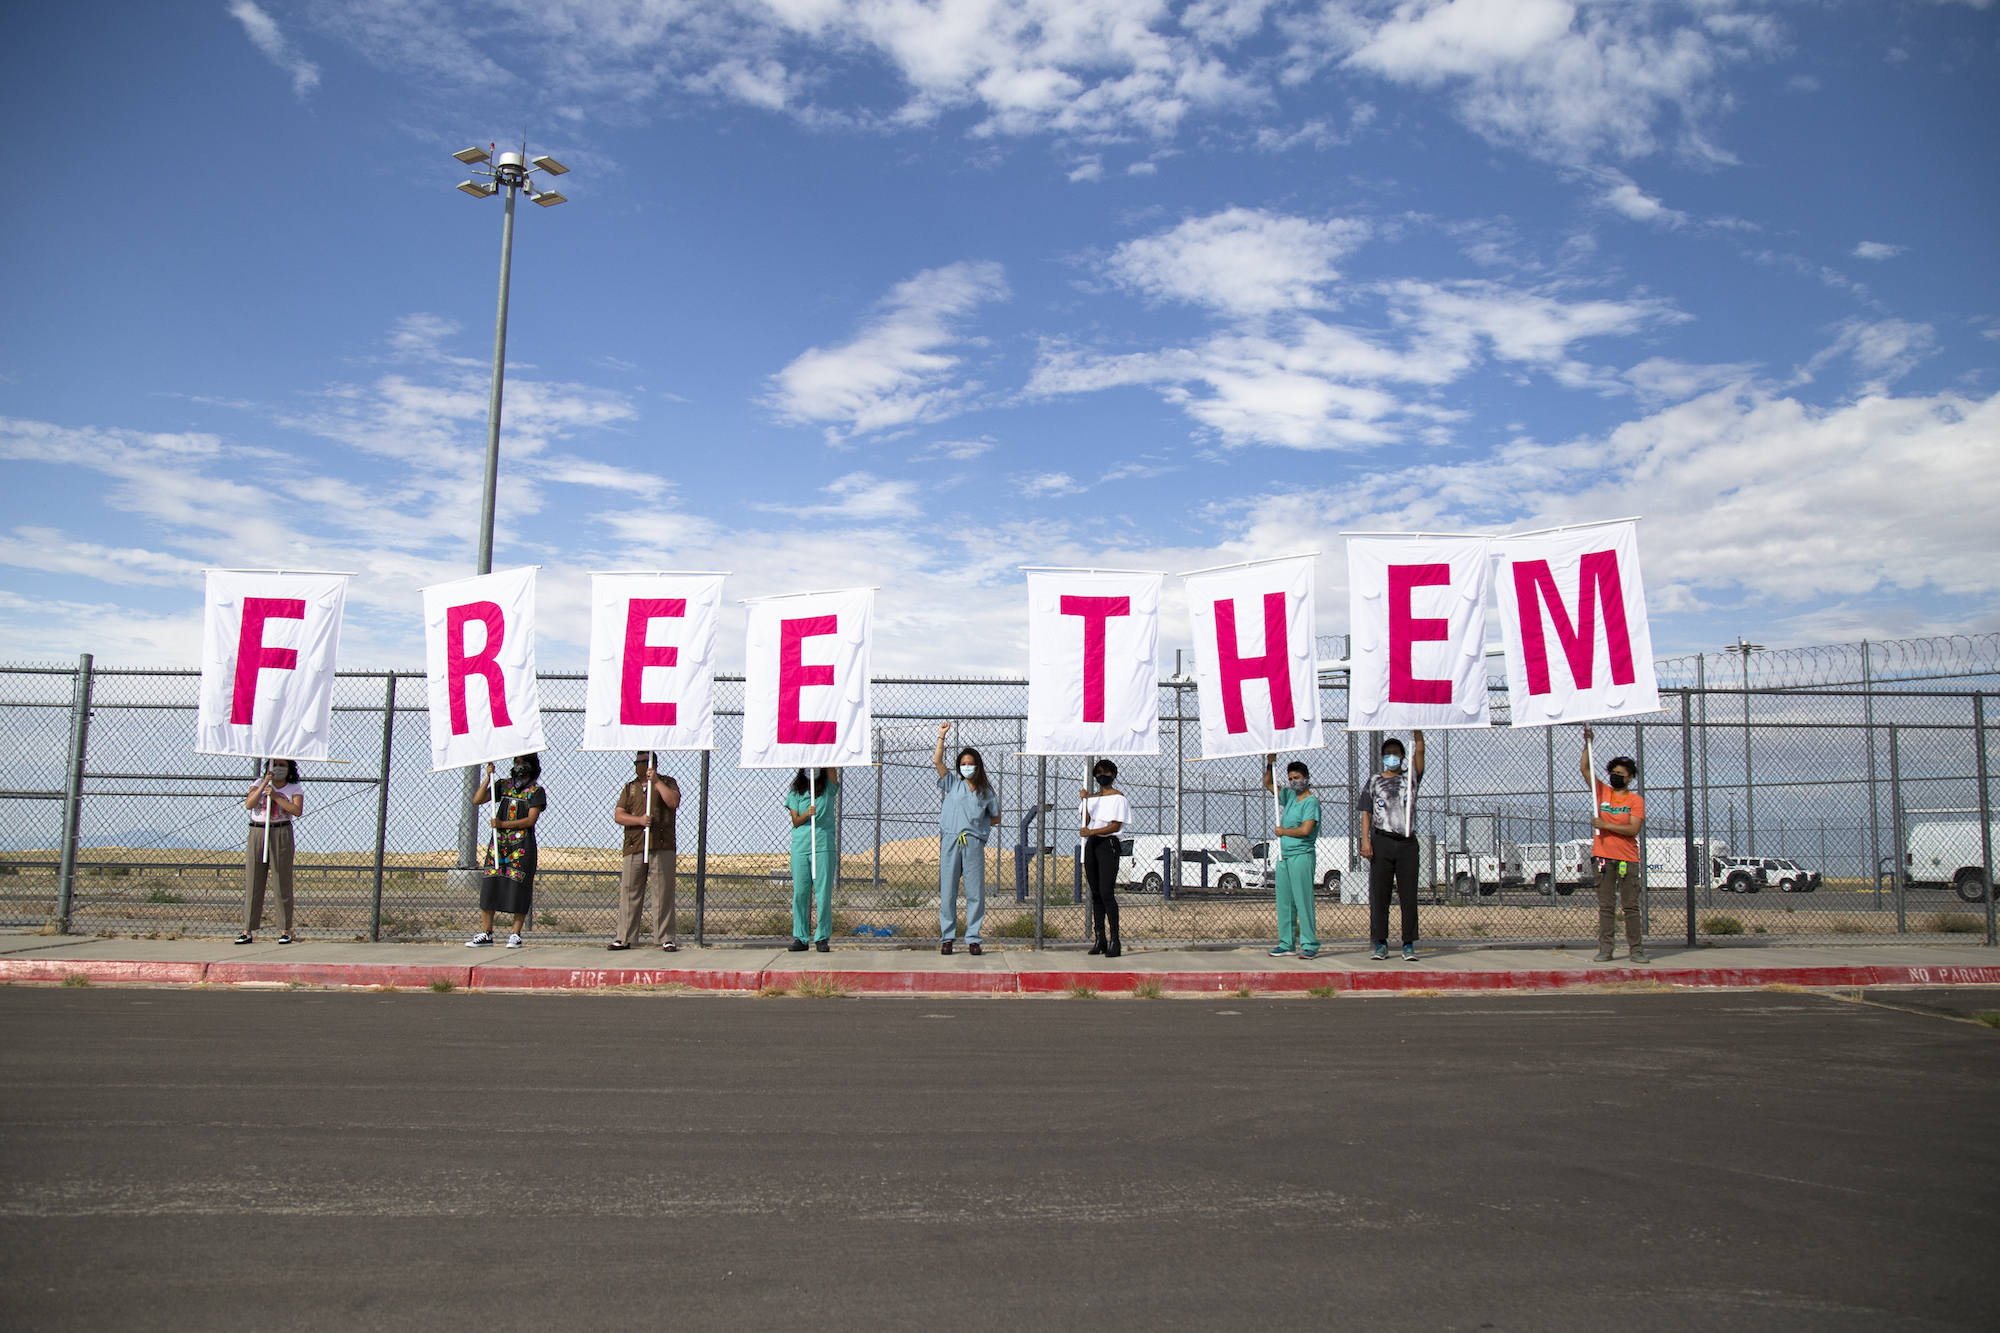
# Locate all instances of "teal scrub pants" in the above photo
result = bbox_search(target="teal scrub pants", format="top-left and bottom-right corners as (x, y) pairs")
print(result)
(791, 842), (836, 942)
(1275, 851), (1318, 952)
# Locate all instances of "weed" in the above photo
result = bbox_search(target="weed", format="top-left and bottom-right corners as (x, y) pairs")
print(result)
(792, 975), (853, 999)
(563, 921), (586, 933)
(1830, 920), (1867, 934)
(1974, 1012), (2000, 1029)
(993, 913), (1060, 939)
(1468, 923), (1489, 937)
(1783, 905), (1796, 914)
(429, 977), (456, 993)
(393, 870), (418, 880)
(537, 911), (558, 928)
(144, 888), (185, 904)
(1232, 986), (1254, 999)
(1752, 925), (1768, 934)
(283, 980), (306, 991)
(1701, 915), (1746, 936)
(1304, 985), (1339, 999)
(1066, 983), (1100, 999)
(60, 973), (90, 987)
(1131, 978), (1165, 999)
(1930, 913), (1983, 934)
(365, 984), (400, 993)
(34, 921), (60, 936)
(755, 984), (790, 998)
(750, 912), (796, 938)
(1401, 988), (1446, 998)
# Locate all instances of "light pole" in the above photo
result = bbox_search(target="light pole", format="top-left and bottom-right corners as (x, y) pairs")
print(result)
(449, 142), (569, 872)
(1728, 636), (1764, 857)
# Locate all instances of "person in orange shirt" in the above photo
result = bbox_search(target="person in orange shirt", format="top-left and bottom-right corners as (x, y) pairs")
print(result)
(1581, 727), (1648, 964)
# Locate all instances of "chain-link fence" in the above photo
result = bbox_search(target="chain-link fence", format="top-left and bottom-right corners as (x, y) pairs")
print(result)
(3, 633), (1996, 949)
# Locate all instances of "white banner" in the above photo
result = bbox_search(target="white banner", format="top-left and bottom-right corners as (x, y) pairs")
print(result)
(740, 588), (873, 769)
(422, 567), (545, 772)
(1184, 555), (1324, 760)
(1347, 537), (1491, 731)
(1493, 522), (1659, 726)
(1024, 570), (1161, 756)
(581, 573), (724, 752)
(195, 570), (347, 761)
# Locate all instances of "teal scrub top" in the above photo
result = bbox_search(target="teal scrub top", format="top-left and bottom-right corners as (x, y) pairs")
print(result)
(785, 781), (838, 852)
(1279, 788), (1320, 857)
(937, 773), (999, 843)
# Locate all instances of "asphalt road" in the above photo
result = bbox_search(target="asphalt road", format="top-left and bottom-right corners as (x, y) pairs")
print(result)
(2, 987), (1996, 1333)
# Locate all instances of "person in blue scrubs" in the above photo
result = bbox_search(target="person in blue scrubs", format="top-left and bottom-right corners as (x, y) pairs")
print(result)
(784, 767), (840, 953)
(933, 723), (1000, 956)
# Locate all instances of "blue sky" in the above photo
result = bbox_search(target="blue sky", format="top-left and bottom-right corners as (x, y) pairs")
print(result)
(2, 0), (1995, 675)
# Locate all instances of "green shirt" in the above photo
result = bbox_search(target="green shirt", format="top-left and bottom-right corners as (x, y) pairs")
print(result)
(785, 781), (838, 852)
(1279, 788), (1320, 857)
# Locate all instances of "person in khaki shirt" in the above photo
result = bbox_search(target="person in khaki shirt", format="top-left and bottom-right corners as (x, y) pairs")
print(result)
(610, 751), (681, 951)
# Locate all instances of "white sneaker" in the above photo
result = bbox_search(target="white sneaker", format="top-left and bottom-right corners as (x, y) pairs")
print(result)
(505, 933), (524, 949)
(465, 932), (493, 948)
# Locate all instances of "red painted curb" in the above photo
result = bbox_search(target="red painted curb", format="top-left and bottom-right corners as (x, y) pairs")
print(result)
(0, 958), (208, 986)
(207, 962), (472, 989)
(473, 965), (763, 991)
(761, 968), (1020, 994)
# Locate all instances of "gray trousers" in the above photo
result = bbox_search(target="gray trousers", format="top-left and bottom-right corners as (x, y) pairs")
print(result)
(243, 823), (295, 933)
(617, 849), (677, 946)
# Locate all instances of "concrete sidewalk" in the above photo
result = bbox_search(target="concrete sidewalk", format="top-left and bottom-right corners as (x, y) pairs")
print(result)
(3, 930), (1996, 993)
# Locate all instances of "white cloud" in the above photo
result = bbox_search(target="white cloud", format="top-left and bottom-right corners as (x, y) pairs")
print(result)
(752, 471), (924, 520)
(1034, 211), (1681, 449)
(228, 0), (321, 99)
(1622, 357), (1757, 406)
(0, 528), (206, 587)
(1593, 170), (1688, 227)
(1802, 318), (1938, 395)
(1017, 471), (1085, 496)
(1294, 0), (1781, 165)
(1852, 241), (1907, 261)
(765, 261), (1010, 441)
(1105, 207), (1370, 317)
(912, 437), (998, 461)
(1067, 156), (1105, 182)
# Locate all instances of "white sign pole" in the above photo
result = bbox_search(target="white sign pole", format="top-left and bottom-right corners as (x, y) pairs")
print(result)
(643, 756), (653, 863)
(809, 767), (820, 887)
(262, 758), (272, 866)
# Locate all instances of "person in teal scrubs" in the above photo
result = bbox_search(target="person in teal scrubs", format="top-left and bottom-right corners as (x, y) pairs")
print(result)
(933, 723), (1000, 955)
(1262, 755), (1321, 958)
(784, 767), (840, 952)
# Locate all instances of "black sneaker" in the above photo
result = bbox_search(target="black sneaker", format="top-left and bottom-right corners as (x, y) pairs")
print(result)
(787, 938), (809, 952)
(940, 940), (954, 955)
(814, 939), (830, 953)
(277, 933), (293, 945)
(233, 933), (253, 945)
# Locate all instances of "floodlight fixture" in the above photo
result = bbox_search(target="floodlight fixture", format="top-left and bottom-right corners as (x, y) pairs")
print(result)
(530, 155), (569, 175)
(531, 190), (566, 207)
(453, 146), (492, 165)
(456, 179), (498, 197)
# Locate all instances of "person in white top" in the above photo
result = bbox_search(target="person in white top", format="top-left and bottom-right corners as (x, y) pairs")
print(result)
(1079, 760), (1132, 957)
(236, 758), (304, 945)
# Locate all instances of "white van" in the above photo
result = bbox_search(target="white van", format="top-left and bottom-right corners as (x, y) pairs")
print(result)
(1520, 839), (1594, 895)
(1641, 838), (1731, 891)
(1906, 821), (2000, 901)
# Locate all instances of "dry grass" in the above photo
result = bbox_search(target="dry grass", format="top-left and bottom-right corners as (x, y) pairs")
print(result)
(60, 973), (90, 987)
(1304, 985), (1339, 998)
(1973, 1012), (2000, 1028)
(1130, 978), (1165, 999)
(755, 984), (790, 998)
(429, 977), (456, 993)
(1400, 988), (1446, 998)
(792, 975), (854, 999)
(1066, 983), (1100, 999)
(1593, 979), (1677, 993)
(1232, 986), (1254, 999)
(364, 983), (400, 993)
(1760, 982), (1813, 994)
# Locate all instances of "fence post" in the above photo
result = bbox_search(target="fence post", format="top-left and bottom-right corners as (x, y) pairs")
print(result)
(1975, 693), (1994, 947)
(1170, 686), (1184, 904)
(370, 671), (396, 942)
(54, 652), (94, 933)
(1544, 727), (1555, 902)
(1863, 641), (1882, 910)
(872, 725), (883, 889)
(1697, 656), (1711, 907)
(1035, 755), (1046, 950)
(695, 748), (710, 946)
(1889, 724), (1905, 934)
(1680, 690), (1697, 947)
(1636, 720), (1649, 939)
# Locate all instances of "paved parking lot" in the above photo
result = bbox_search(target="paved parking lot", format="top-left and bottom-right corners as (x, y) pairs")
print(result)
(2, 986), (1996, 1332)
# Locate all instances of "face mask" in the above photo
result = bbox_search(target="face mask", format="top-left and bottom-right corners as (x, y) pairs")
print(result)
(1095, 772), (1113, 788)
(959, 764), (976, 779)
(1609, 773), (1629, 790)
(1383, 754), (1402, 772)
(1289, 777), (1308, 792)
(510, 764), (530, 783)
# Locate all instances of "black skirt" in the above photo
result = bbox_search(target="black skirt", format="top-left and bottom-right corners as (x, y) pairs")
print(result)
(480, 844), (537, 916)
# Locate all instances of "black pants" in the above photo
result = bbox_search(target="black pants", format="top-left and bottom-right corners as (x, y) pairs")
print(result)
(1368, 832), (1420, 945)
(1084, 835), (1121, 944)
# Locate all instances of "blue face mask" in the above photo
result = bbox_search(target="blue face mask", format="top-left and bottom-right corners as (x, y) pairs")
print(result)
(959, 764), (976, 779)
(1383, 754), (1402, 772)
